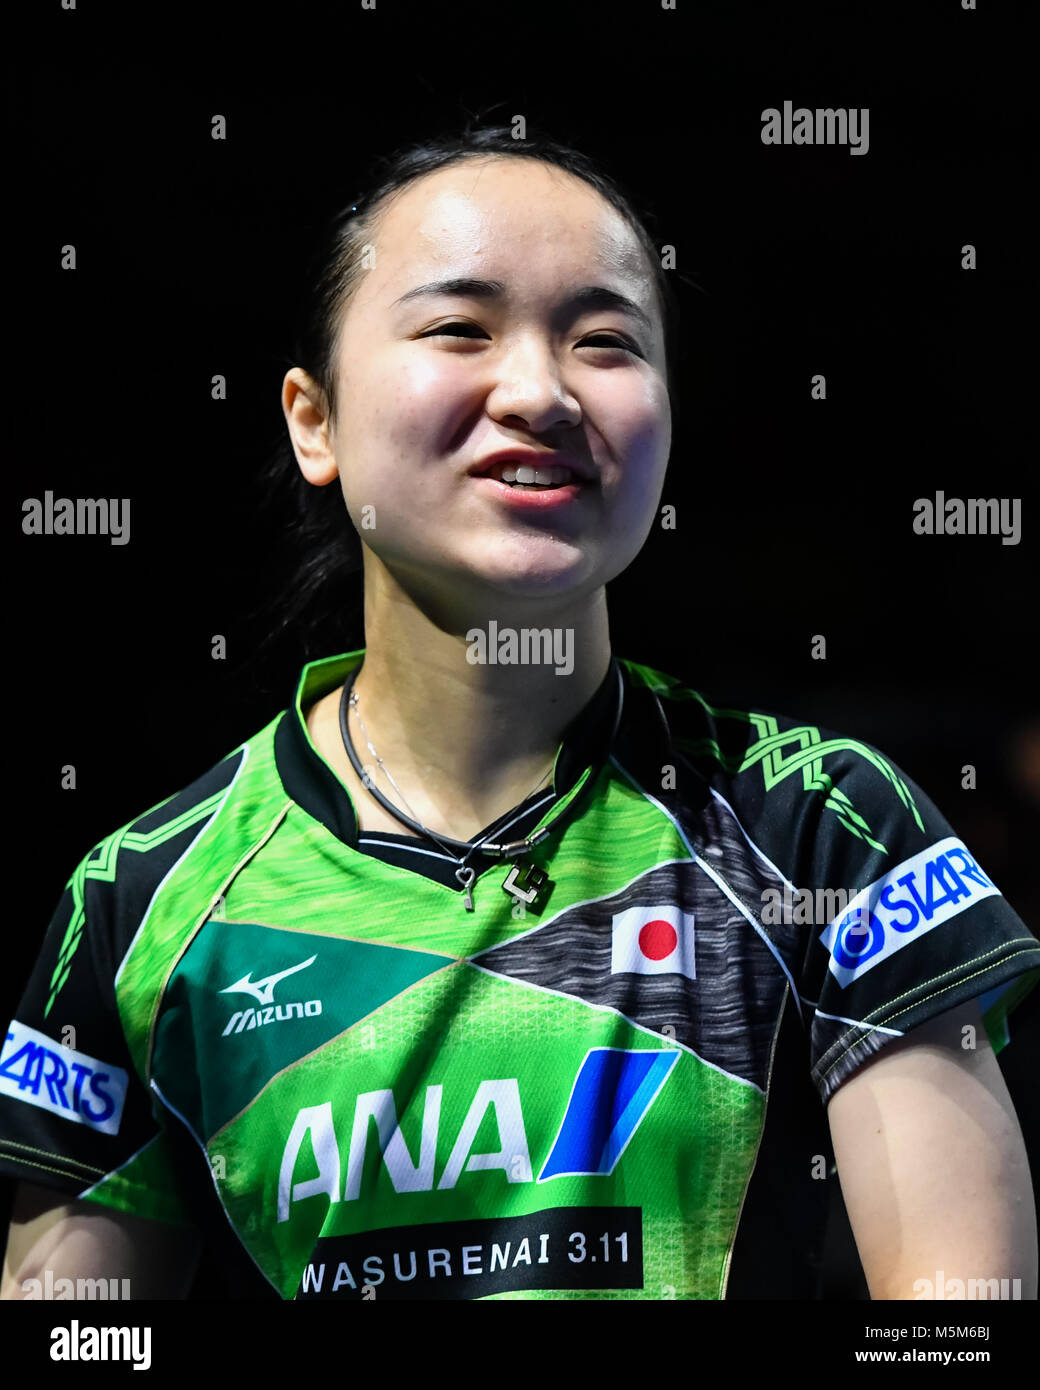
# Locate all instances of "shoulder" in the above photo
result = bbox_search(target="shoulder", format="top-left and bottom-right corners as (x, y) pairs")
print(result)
(618, 659), (927, 870)
(84, 745), (245, 905)
(71, 713), (287, 972)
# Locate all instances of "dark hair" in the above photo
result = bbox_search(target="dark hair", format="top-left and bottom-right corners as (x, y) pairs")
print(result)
(251, 119), (693, 670)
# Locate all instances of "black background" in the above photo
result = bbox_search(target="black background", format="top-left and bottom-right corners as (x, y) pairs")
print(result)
(3, 0), (1037, 1312)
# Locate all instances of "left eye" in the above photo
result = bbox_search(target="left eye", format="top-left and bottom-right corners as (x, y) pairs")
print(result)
(579, 335), (637, 352)
(421, 323), (637, 352)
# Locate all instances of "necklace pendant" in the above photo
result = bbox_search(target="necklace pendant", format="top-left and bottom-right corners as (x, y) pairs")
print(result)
(455, 866), (476, 912)
(502, 862), (549, 911)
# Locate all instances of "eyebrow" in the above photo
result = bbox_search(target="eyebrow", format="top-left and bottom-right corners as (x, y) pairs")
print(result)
(390, 276), (654, 334)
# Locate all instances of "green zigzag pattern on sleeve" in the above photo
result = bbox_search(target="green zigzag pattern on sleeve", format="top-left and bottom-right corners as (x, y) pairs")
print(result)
(44, 790), (228, 1018)
(617, 661), (923, 854)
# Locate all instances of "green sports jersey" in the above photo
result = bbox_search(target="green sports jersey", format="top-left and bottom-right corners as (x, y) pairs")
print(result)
(2, 650), (1038, 1299)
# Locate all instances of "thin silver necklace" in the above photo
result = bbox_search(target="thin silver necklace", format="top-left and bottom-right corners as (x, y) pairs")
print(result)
(340, 675), (555, 912)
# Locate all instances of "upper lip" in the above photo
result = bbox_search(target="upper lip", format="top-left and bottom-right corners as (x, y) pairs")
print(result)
(468, 449), (597, 483)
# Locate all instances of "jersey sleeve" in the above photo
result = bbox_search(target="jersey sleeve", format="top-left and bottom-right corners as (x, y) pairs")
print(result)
(795, 739), (1040, 1105)
(0, 844), (199, 1228)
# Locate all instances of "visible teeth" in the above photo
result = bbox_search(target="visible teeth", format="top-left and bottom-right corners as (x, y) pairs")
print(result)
(489, 462), (577, 486)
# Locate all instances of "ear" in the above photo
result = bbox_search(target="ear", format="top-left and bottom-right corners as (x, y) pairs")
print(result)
(281, 367), (339, 486)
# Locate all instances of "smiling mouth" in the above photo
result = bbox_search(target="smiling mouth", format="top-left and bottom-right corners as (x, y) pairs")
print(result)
(483, 462), (583, 490)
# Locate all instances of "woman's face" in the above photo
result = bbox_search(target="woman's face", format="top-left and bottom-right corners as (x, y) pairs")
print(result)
(317, 157), (671, 610)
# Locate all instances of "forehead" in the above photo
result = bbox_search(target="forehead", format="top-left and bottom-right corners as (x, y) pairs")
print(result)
(369, 158), (651, 291)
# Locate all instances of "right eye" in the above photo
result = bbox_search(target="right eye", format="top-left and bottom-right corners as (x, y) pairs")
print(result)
(419, 322), (487, 338)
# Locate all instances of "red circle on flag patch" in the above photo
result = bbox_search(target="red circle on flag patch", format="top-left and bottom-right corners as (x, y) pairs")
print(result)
(638, 919), (677, 960)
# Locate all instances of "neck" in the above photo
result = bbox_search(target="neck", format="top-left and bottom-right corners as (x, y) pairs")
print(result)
(349, 556), (613, 838)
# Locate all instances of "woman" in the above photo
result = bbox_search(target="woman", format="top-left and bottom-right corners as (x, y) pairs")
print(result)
(1, 127), (1037, 1302)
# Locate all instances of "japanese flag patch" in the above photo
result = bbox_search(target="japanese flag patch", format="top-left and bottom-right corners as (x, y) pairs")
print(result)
(610, 905), (696, 979)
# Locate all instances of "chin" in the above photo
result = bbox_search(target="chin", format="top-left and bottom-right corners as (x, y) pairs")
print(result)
(469, 547), (597, 599)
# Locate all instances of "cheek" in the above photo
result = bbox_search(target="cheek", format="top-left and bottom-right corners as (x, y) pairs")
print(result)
(607, 397), (671, 523)
(336, 356), (466, 513)
(355, 354), (466, 447)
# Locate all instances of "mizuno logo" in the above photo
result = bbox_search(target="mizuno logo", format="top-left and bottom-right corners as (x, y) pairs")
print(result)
(220, 955), (317, 1006)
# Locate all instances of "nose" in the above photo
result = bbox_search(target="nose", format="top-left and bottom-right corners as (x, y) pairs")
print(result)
(485, 340), (583, 434)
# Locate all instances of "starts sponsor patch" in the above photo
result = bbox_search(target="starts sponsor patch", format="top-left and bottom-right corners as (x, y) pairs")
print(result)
(819, 837), (1002, 988)
(0, 1020), (129, 1135)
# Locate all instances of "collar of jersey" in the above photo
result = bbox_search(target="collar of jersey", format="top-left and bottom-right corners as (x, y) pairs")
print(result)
(273, 646), (625, 851)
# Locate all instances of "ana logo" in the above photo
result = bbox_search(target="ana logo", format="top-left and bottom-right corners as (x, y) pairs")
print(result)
(0, 1020), (129, 1134)
(277, 1047), (677, 1222)
(819, 837), (1002, 988)
(219, 955), (323, 1036)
